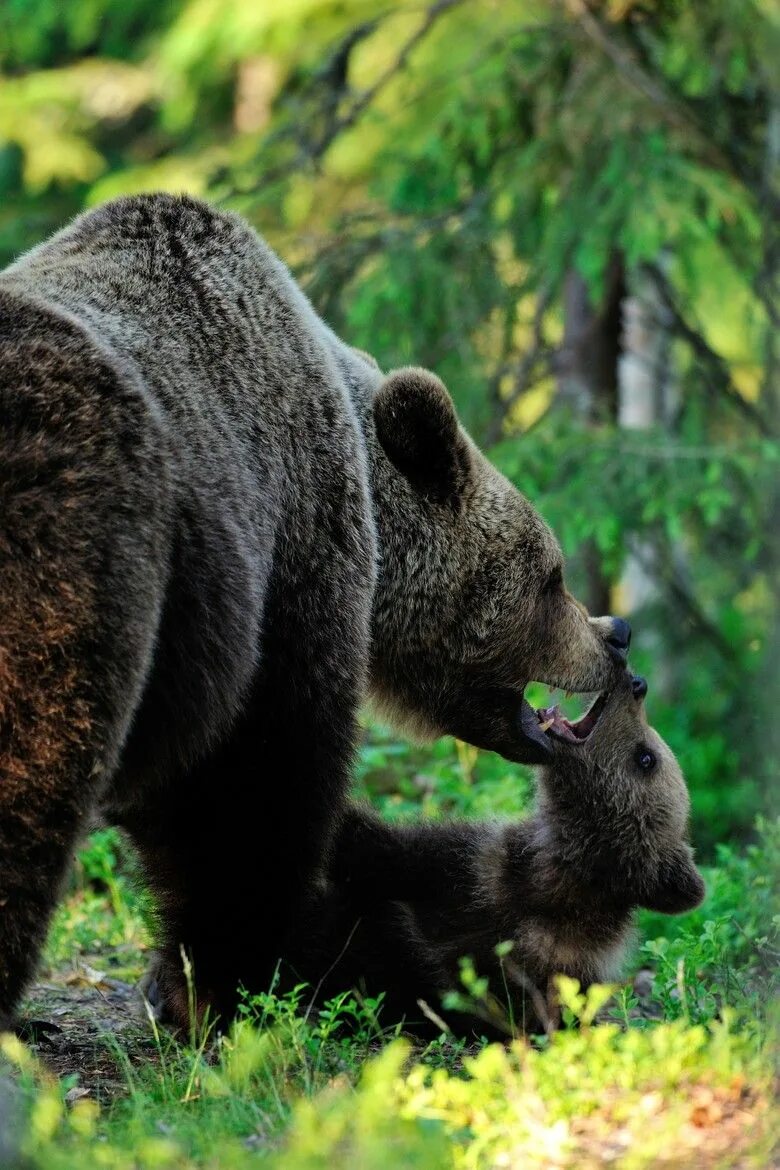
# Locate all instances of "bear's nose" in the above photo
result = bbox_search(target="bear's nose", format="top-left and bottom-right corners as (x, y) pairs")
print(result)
(631, 675), (648, 700)
(605, 617), (631, 661)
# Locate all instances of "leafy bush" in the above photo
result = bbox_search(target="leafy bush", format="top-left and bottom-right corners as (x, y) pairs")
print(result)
(638, 817), (780, 1028)
(44, 829), (150, 975)
(3, 993), (775, 1170)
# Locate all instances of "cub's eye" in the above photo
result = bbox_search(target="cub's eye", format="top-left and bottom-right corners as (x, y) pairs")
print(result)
(635, 747), (656, 773)
(543, 566), (563, 595)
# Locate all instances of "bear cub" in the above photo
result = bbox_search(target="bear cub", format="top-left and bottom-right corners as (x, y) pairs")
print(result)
(285, 673), (705, 1036)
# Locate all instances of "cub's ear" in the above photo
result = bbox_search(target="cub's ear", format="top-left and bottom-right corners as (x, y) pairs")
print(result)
(642, 846), (705, 915)
(373, 367), (471, 502)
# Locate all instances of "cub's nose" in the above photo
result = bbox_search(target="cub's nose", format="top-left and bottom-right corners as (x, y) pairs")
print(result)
(631, 675), (648, 700)
(605, 616), (631, 661)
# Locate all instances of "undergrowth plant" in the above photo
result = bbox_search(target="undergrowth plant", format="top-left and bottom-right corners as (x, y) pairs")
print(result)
(2, 978), (776, 1170)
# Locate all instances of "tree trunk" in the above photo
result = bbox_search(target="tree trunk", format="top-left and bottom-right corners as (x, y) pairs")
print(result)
(618, 259), (676, 615)
(557, 256), (625, 615)
(617, 258), (681, 697)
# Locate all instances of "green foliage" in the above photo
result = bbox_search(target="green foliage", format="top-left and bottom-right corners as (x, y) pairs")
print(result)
(2, 984), (775, 1169)
(494, 423), (777, 847)
(44, 829), (150, 972)
(355, 719), (532, 822)
(639, 816), (780, 1028)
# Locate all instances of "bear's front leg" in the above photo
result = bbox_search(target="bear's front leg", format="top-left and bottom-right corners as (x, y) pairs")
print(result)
(129, 497), (376, 1031)
(133, 651), (368, 1027)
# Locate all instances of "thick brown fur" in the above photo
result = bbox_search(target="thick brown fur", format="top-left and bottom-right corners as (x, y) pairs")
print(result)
(287, 674), (704, 1037)
(0, 194), (628, 1030)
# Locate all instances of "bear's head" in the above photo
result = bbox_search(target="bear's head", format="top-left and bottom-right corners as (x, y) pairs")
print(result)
(534, 672), (705, 914)
(368, 366), (631, 765)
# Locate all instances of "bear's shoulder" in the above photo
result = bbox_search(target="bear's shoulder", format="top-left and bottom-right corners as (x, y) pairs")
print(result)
(2, 195), (377, 404)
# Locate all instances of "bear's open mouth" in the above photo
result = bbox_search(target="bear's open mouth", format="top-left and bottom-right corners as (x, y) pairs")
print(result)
(535, 690), (609, 744)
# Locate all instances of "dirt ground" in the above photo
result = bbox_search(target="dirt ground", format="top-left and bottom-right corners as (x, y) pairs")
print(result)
(22, 965), (157, 1102)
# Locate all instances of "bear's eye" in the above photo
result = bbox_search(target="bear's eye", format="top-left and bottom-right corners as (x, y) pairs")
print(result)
(635, 747), (656, 773)
(542, 566), (563, 595)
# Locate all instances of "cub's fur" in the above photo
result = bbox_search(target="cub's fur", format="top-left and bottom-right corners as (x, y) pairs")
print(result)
(287, 674), (704, 1036)
(0, 193), (628, 1031)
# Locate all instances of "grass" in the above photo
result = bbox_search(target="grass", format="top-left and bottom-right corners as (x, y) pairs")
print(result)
(2, 724), (778, 1169)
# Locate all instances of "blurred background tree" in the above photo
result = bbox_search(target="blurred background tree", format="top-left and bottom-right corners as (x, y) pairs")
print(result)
(1, 0), (777, 849)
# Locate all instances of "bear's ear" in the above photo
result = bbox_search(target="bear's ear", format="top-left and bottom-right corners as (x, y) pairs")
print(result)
(373, 367), (471, 502)
(641, 846), (705, 915)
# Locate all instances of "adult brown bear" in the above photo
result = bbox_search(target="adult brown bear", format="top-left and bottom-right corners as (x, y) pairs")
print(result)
(0, 194), (630, 1031)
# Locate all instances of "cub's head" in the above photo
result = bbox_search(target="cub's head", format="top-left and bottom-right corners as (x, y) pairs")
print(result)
(369, 366), (631, 765)
(535, 673), (705, 914)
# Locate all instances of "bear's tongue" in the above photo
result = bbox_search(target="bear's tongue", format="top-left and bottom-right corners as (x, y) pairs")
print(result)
(535, 691), (608, 744)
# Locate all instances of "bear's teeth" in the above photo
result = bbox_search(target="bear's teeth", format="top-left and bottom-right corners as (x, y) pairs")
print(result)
(538, 718), (555, 733)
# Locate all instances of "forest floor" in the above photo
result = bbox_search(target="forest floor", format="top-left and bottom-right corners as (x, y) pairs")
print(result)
(9, 944), (776, 1170)
(22, 966), (154, 1102)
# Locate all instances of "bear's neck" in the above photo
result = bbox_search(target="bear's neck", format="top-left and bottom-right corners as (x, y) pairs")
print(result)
(327, 342), (451, 643)
(523, 797), (640, 919)
(364, 435), (466, 717)
(468, 817), (635, 992)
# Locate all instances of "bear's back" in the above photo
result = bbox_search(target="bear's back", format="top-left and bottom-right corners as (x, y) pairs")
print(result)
(0, 195), (380, 790)
(0, 193), (380, 558)
(1, 195), (351, 446)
